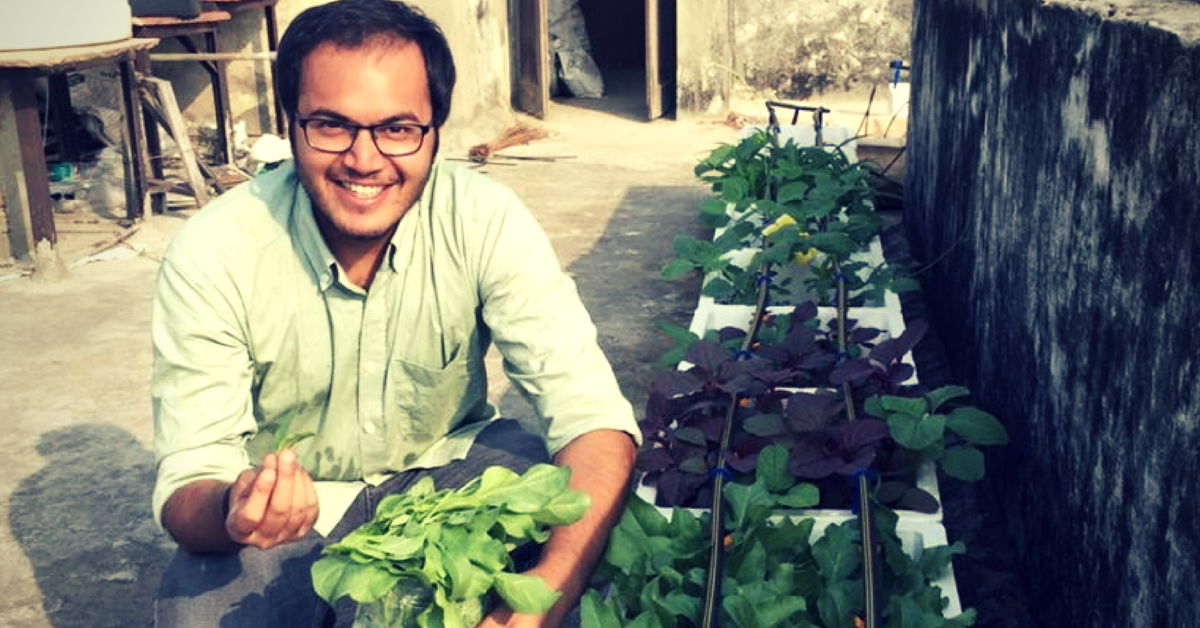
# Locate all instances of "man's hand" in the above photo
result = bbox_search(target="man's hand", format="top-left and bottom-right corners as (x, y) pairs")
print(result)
(471, 429), (636, 628)
(226, 449), (320, 549)
(161, 449), (320, 554)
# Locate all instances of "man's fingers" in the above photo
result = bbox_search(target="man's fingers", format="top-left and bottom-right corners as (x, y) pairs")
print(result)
(228, 455), (278, 539)
(255, 450), (297, 540)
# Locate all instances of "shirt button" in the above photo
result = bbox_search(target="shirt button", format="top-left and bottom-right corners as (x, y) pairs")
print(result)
(363, 422), (376, 435)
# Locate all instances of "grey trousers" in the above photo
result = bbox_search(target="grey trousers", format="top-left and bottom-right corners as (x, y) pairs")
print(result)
(154, 420), (550, 628)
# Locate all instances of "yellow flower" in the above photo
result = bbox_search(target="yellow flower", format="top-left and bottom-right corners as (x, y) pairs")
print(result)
(761, 214), (797, 237)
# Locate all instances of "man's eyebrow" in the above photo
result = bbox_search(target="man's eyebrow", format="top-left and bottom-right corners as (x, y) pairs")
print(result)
(302, 108), (425, 125)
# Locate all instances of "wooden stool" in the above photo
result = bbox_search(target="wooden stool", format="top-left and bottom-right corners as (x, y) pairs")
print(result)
(205, 0), (285, 136)
(133, 10), (232, 213)
(0, 38), (159, 259)
(133, 11), (234, 165)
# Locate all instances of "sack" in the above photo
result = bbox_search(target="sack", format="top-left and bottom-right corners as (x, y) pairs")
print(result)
(128, 0), (202, 19)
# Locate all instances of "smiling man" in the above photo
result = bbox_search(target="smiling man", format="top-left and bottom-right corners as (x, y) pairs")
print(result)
(150, 1), (639, 627)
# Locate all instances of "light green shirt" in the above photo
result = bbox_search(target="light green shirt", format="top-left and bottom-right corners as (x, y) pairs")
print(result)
(152, 160), (638, 535)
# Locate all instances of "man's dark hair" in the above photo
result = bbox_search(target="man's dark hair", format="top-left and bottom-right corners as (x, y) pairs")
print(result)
(276, 0), (456, 128)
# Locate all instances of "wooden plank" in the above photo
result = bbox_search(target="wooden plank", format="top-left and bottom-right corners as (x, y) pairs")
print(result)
(140, 75), (210, 207)
(0, 73), (56, 256)
(646, 0), (662, 120)
(0, 77), (34, 259)
(118, 57), (148, 221)
(515, 0), (549, 119)
(0, 38), (159, 72)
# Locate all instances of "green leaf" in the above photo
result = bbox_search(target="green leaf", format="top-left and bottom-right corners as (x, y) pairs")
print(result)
(492, 572), (561, 614)
(743, 413), (786, 437)
(925, 386), (971, 412)
(864, 395), (886, 418)
(661, 259), (698, 280)
(479, 464), (567, 513)
(755, 595), (808, 628)
(732, 540), (768, 584)
(532, 490), (591, 526)
(721, 177), (750, 203)
(807, 231), (858, 255)
(916, 541), (967, 582)
(946, 407), (1010, 446)
(777, 483), (820, 508)
(581, 590), (623, 628)
(816, 578), (861, 628)
(445, 554), (493, 601)
(756, 444), (793, 493)
(275, 430), (315, 452)
(884, 594), (940, 628)
(941, 445), (986, 481)
(812, 523), (861, 581)
(700, 198), (732, 229)
(888, 412), (946, 450)
(777, 180), (811, 204)
(311, 556), (401, 604)
(880, 395), (930, 418)
(723, 594), (761, 628)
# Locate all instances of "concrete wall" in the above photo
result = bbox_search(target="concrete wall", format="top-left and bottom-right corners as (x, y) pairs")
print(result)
(162, 0), (515, 157)
(676, 0), (912, 118)
(906, 0), (1200, 625)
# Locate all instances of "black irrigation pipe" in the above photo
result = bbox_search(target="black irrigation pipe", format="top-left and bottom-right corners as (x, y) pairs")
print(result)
(833, 256), (883, 628)
(699, 259), (772, 628)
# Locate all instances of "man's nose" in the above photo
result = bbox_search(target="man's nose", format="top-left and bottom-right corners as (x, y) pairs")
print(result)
(343, 128), (386, 172)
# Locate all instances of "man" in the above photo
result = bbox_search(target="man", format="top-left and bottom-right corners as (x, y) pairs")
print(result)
(150, 1), (639, 626)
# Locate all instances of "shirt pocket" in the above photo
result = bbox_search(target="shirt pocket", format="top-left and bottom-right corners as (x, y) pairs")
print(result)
(387, 348), (488, 453)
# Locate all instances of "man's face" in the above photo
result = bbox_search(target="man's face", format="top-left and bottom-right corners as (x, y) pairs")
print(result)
(293, 38), (437, 246)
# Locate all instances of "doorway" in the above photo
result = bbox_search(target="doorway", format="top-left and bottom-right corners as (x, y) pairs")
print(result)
(514, 0), (676, 121)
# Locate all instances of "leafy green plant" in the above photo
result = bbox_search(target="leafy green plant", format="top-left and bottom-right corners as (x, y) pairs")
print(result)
(664, 130), (906, 307)
(865, 386), (1010, 482)
(311, 464), (589, 628)
(582, 487), (976, 628)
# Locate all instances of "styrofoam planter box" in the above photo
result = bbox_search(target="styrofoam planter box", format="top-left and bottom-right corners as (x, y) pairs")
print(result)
(634, 450), (942, 524)
(685, 292), (915, 385)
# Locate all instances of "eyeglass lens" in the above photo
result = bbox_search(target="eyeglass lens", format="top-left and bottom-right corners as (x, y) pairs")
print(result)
(304, 120), (426, 156)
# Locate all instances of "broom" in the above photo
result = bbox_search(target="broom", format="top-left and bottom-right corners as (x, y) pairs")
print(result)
(468, 123), (550, 163)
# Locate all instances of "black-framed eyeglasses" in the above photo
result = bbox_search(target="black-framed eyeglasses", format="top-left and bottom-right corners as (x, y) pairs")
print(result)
(296, 117), (433, 157)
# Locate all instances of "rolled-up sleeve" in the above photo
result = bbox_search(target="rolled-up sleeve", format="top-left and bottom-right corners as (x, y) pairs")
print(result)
(472, 191), (641, 455)
(151, 247), (255, 528)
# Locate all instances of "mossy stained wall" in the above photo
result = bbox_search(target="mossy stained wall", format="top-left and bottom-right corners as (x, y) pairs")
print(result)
(906, 0), (1200, 625)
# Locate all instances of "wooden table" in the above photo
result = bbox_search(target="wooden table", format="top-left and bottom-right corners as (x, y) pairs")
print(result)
(0, 37), (159, 261)
(205, 0), (285, 136)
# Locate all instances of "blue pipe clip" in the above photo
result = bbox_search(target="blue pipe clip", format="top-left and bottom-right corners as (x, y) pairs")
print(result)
(890, 59), (905, 86)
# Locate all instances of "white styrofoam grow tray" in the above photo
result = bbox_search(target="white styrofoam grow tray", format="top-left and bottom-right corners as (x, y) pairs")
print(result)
(634, 447), (942, 524)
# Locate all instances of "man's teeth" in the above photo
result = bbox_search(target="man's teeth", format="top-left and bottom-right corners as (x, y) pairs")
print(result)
(345, 182), (384, 198)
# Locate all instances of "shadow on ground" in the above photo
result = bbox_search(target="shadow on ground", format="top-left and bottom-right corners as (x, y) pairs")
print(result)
(10, 425), (173, 628)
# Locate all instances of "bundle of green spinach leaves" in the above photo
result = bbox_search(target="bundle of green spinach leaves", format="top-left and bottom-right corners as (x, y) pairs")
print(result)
(312, 463), (590, 628)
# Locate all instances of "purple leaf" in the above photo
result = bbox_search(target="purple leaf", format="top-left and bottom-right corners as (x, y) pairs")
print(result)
(784, 391), (845, 432)
(830, 360), (875, 385)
